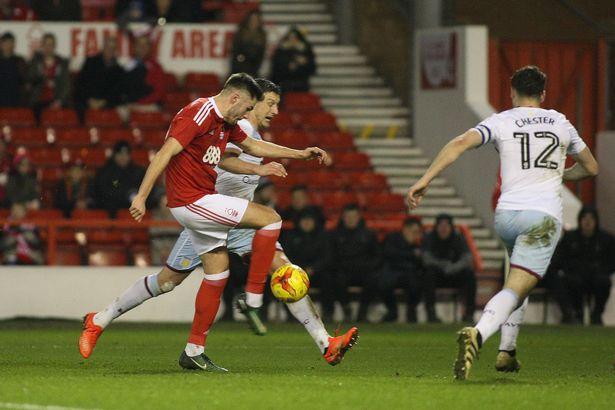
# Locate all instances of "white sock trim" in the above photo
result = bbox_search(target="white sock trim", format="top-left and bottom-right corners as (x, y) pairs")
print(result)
(204, 270), (229, 281)
(246, 292), (264, 308)
(261, 221), (282, 230)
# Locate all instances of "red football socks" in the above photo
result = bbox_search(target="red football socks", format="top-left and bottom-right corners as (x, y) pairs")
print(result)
(187, 271), (229, 346)
(246, 221), (282, 296)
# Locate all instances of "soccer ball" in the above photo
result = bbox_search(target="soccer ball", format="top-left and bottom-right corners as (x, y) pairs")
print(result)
(270, 264), (310, 303)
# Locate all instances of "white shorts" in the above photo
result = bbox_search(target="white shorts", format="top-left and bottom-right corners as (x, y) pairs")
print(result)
(494, 209), (562, 279)
(166, 224), (283, 273)
(169, 194), (249, 257)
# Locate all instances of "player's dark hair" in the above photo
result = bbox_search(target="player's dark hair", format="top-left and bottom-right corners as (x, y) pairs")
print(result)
(42, 32), (56, 43)
(1, 32), (15, 42)
(342, 203), (360, 212)
(510, 65), (546, 98)
(255, 78), (281, 96)
(223, 73), (263, 101)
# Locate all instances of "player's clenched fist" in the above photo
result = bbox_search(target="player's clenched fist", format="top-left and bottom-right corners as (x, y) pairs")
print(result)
(301, 147), (330, 165)
(257, 162), (287, 178)
(129, 195), (147, 222)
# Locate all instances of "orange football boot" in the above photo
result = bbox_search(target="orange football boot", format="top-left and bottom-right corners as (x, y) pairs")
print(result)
(323, 326), (359, 366)
(78, 313), (104, 359)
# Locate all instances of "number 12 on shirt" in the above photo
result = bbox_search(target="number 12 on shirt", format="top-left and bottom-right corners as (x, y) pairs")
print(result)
(513, 131), (560, 170)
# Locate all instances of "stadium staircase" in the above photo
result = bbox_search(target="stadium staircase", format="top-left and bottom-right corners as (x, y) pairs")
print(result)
(261, 0), (504, 271)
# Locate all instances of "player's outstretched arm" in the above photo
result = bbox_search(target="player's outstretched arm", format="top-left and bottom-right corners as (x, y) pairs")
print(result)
(407, 129), (482, 209)
(218, 151), (288, 177)
(563, 147), (599, 181)
(130, 137), (184, 222)
(237, 137), (330, 165)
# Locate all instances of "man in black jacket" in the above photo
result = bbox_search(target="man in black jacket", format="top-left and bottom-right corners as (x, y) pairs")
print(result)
(379, 218), (424, 323)
(329, 204), (380, 322)
(0, 32), (27, 107)
(548, 207), (615, 325)
(282, 209), (334, 320)
(92, 141), (146, 217)
(422, 213), (477, 323)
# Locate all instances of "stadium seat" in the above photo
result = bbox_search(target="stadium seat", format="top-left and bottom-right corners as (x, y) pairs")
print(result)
(129, 111), (169, 129)
(71, 209), (110, 220)
(88, 246), (128, 266)
(129, 229), (150, 244)
(56, 228), (79, 244)
(283, 93), (322, 111)
(363, 192), (407, 213)
(352, 172), (390, 191)
(287, 159), (323, 172)
(164, 91), (191, 113)
(300, 112), (338, 132)
(81, 0), (115, 21)
(132, 245), (151, 266)
(163, 72), (180, 92)
(41, 109), (79, 128)
(184, 72), (220, 92)
(116, 209), (151, 220)
(56, 246), (85, 265)
(0, 108), (35, 127)
(8, 127), (48, 146)
(269, 112), (297, 131)
(318, 192), (360, 215)
(0, 209), (10, 219)
(271, 129), (306, 148)
(40, 167), (63, 184)
(317, 132), (355, 151)
(333, 152), (371, 171)
(131, 149), (152, 166)
(27, 209), (64, 220)
(86, 229), (126, 244)
(85, 109), (123, 128)
(305, 171), (347, 190)
(28, 148), (66, 167)
(72, 147), (109, 167)
(139, 129), (166, 148)
(55, 128), (92, 147)
(97, 128), (133, 146)
(270, 173), (309, 190)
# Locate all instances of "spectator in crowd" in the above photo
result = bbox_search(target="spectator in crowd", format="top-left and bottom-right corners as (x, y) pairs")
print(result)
(230, 10), (267, 77)
(117, 0), (201, 27)
(422, 214), (477, 323)
(0, 0), (35, 20)
(549, 207), (615, 325)
(282, 208), (334, 320)
(27, 33), (70, 120)
(329, 204), (380, 322)
(0, 202), (44, 265)
(379, 218), (424, 323)
(74, 36), (124, 116)
(5, 152), (39, 210)
(271, 27), (316, 92)
(0, 32), (27, 107)
(280, 185), (325, 229)
(92, 141), (145, 217)
(31, 0), (81, 21)
(149, 193), (181, 265)
(120, 34), (165, 109)
(53, 160), (91, 218)
(0, 138), (11, 205)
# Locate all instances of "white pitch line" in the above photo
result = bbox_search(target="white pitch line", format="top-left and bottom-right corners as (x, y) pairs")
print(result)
(0, 402), (101, 410)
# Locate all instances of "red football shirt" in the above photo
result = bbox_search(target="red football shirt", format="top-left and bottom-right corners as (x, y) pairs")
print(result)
(165, 97), (247, 207)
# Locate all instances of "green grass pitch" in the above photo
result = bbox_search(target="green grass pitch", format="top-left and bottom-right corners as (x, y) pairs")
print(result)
(0, 319), (614, 409)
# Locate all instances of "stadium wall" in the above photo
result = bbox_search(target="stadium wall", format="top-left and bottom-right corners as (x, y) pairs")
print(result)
(2, 267), (615, 325)
(597, 131), (615, 233)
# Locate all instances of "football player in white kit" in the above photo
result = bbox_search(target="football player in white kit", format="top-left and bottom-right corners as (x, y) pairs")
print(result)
(407, 66), (598, 380)
(80, 79), (358, 366)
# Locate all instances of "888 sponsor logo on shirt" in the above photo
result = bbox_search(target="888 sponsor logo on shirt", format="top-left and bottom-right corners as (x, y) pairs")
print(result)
(202, 146), (221, 165)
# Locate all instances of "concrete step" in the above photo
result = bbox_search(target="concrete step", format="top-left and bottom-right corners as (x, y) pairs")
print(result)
(475, 239), (501, 249)
(314, 45), (360, 55)
(361, 147), (422, 157)
(411, 207), (474, 218)
(314, 87), (393, 97)
(285, 23), (337, 34)
(369, 157), (430, 167)
(306, 33), (337, 44)
(469, 228), (491, 239)
(322, 96), (402, 107)
(355, 138), (413, 148)
(264, 13), (333, 23)
(388, 176), (447, 187)
(374, 166), (427, 177)
(338, 117), (409, 129)
(261, 3), (327, 12)
(331, 107), (409, 117)
(419, 197), (465, 207)
(318, 66), (375, 76)
(483, 259), (503, 270)
(312, 76), (384, 87)
(316, 55), (368, 65)
(420, 216), (482, 228)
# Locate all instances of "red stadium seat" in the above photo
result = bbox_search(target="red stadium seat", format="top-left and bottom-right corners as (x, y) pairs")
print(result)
(97, 128), (133, 146)
(72, 147), (109, 167)
(28, 148), (66, 167)
(317, 132), (355, 151)
(269, 112), (297, 131)
(88, 246), (128, 266)
(164, 91), (191, 113)
(116, 209), (151, 220)
(300, 112), (338, 132)
(41, 109), (79, 128)
(72, 209), (110, 220)
(333, 152), (371, 171)
(139, 128), (166, 149)
(271, 129), (306, 148)
(8, 127), (48, 147)
(129, 111), (169, 129)
(40, 167), (63, 183)
(318, 191), (360, 215)
(132, 244), (152, 266)
(86, 229), (126, 244)
(0, 108), (35, 126)
(352, 172), (389, 191)
(270, 173), (309, 190)
(55, 128), (92, 147)
(56, 246), (84, 265)
(163, 72), (180, 92)
(305, 171), (347, 190)
(27, 209), (64, 220)
(363, 192), (407, 213)
(85, 109), (123, 128)
(284, 93), (322, 111)
(131, 149), (152, 166)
